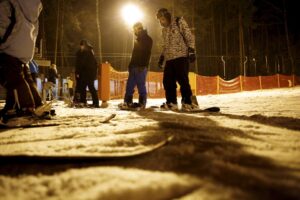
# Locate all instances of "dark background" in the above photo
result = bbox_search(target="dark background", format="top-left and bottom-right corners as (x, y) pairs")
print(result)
(39, 0), (300, 79)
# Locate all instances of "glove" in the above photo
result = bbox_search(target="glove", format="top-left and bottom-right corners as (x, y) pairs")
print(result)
(158, 55), (164, 69)
(188, 47), (196, 63)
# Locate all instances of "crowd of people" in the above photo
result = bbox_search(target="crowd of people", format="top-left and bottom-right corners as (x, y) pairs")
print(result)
(0, 0), (198, 123)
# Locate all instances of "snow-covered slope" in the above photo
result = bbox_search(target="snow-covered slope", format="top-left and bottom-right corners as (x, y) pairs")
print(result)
(0, 87), (299, 200)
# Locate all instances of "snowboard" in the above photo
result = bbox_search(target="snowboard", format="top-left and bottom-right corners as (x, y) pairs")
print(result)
(0, 113), (116, 129)
(157, 95), (220, 113)
(148, 106), (220, 113)
(118, 103), (145, 111)
(0, 135), (173, 161)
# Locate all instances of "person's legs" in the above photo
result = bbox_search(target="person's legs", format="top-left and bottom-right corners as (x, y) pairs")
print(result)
(124, 68), (137, 104)
(79, 79), (87, 104)
(23, 64), (42, 107)
(73, 77), (81, 103)
(87, 80), (99, 107)
(136, 68), (147, 106)
(163, 60), (177, 104)
(0, 54), (35, 111)
(175, 57), (192, 104)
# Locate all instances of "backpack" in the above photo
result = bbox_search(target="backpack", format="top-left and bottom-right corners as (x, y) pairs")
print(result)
(0, 0), (16, 44)
(175, 17), (188, 47)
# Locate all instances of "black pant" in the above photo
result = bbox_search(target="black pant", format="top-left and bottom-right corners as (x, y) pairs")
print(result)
(80, 78), (99, 106)
(163, 57), (192, 104)
(0, 53), (42, 112)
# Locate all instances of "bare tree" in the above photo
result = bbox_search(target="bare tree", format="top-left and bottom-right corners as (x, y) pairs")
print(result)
(96, 0), (103, 62)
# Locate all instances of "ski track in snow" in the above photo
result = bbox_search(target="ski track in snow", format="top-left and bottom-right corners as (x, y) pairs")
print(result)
(0, 87), (300, 199)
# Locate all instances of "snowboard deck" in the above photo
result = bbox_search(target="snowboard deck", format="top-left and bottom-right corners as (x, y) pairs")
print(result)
(147, 106), (220, 113)
(0, 113), (116, 129)
(0, 135), (173, 161)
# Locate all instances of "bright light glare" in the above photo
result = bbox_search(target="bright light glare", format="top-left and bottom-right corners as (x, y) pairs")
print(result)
(121, 4), (144, 26)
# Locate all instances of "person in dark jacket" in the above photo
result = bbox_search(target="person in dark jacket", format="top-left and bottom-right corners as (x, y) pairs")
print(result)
(119, 22), (153, 109)
(75, 39), (99, 107)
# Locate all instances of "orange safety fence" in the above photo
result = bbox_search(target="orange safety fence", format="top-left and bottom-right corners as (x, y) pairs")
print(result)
(219, 76), (242, 94)
(294, 75), (300, 86)
(196, 75), (218, 95)
(260, 75), (279, 89)
(97, 63), (300, 101)
(242, 76), (261, 91)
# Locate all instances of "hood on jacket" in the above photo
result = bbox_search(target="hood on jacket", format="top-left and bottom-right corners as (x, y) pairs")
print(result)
(16, 0), (42, 23)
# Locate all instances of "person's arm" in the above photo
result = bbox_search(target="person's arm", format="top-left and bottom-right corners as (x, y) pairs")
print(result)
(0, 0), (12, 41)
(158, 29), (166, 68)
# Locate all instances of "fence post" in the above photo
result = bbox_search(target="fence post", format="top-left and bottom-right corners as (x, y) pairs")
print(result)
(239, 76), (243, 92)
(221, 56), (226, 79)
(217, 76), (220, 94)
(292, 74), (295, 86)
(98, 63), (110, 107)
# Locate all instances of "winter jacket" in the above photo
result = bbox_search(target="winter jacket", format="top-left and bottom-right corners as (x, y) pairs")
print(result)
(129, 30), (153, 69)
(0, 0), (42, 63)
(161, 17), (195, 62)
(75, 48), (98, 80)
(29, 60), (39, 74)
(48, 68), (58, 84)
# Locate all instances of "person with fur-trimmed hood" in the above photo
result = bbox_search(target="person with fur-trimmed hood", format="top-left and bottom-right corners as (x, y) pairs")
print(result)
(156, 8), (198, 112)
(0, 0), (50, 120)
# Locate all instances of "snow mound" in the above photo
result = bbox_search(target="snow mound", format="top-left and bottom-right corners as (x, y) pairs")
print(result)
(0, 167), (201, 200)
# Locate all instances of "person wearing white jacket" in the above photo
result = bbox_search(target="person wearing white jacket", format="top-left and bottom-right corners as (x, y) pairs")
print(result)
(0, 0), (45, 120)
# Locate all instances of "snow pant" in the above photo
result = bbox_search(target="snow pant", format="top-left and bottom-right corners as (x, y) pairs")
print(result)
(163, 57), (192, 104)
(124, 67), (147, 105)
(0, 53), (42, 112)
(80, 78), (99, 106)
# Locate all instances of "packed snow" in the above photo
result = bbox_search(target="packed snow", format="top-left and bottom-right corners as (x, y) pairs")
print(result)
(0, 87), (300, 200)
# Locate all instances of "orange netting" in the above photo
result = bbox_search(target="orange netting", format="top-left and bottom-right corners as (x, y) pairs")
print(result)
(196, 75), (218, 95)
(242, 76), (261, 91)
(294, 75), (300, 86)
(218, 76), (242, 94)
(98, 64), (300, 100)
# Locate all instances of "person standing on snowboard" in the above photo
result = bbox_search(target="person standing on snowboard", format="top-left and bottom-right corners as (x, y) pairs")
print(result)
(75, 39), (99, 108)
(119, 22), (153, 109)
(156, 8), (198, 111)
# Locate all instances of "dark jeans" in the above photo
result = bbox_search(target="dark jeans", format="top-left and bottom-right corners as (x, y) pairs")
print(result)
(80, 78), (99, 106)
(163, 57), (192, 104)
(0, 53), (42, 112)
(124, 67), (147, 105)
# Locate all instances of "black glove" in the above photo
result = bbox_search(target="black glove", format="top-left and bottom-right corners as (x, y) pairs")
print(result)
(188, 47), (196, 63)
(158, 55), (164, 69)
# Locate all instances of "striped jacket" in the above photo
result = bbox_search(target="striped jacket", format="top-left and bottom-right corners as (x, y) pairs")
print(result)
(161, 17), (195, 62)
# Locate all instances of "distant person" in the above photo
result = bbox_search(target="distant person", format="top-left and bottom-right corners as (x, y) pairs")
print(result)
(75, 39), (99, 107)
(43, 64), (58, 101)
(29, 59), (39, 83)
(66, 76), (74, 98)
(119, 22), (153, 110)
(156, 8), (197, 111)
(0, 0), (50, 120)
